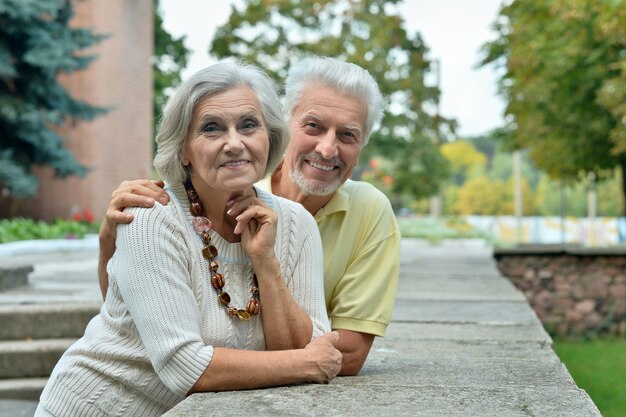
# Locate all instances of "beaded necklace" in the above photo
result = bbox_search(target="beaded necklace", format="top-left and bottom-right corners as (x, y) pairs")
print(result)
(184, 179), (260, 320)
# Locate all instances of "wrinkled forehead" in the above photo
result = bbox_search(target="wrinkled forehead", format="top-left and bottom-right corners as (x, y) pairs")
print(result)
(292, 84), (368, 128)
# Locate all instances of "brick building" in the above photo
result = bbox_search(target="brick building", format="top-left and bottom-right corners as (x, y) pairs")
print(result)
(2, 0), (153, 222)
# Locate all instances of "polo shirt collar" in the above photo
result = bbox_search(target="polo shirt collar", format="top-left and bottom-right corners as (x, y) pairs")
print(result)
(313, 183), (350, 222)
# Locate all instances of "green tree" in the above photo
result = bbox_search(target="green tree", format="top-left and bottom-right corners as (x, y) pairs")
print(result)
(454, 176), (507, 215)
(535, 176), (587, 217)
(481, 0), (626, 214)
(152, 0), (190, 149)
(0, 0), (106, 198)
(596, 170), (624, 216)
(454, 175), (538, 216)
(210, 0), (452, 200)
(441, 140), (486, 185)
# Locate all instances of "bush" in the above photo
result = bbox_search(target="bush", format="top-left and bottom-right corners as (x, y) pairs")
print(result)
(0, 217), (99, 243)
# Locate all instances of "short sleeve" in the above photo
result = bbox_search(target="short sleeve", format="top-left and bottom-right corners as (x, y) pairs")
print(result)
(327, 200), (400, 336)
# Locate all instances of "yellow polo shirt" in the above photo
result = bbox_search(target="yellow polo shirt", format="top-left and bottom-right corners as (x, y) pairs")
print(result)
(257, 178), (400, 336)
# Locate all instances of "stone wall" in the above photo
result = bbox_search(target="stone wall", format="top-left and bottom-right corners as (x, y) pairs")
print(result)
(494, 246), (626, 337)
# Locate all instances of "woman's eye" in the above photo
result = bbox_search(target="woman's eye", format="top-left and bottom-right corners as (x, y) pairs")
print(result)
(242, 119), (258, 129)
(201, 123), (220, 133)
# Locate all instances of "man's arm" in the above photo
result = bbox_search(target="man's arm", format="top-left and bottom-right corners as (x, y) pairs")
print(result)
(323, 185), (401, 376)
(99, 180), (169, 299)
(334, 329), (375, 375)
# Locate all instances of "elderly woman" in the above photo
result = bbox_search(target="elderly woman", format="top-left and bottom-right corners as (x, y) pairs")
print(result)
(35, 62), (341, 417)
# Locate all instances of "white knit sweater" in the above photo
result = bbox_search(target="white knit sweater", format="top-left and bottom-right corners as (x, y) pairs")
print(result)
(39, 183), (329, 417)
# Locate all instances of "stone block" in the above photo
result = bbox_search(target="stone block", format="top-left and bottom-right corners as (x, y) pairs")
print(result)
(0, 266), (32, 292)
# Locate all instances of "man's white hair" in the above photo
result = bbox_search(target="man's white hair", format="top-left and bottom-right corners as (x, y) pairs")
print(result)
(283, 56), (385, 146)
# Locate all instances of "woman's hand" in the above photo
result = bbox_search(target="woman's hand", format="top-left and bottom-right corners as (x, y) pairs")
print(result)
(303, 332), (343, 383)
(230, 197), (277, 262)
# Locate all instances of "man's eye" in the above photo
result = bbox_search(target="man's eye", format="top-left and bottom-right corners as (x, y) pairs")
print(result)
(340, 132), (358, 143)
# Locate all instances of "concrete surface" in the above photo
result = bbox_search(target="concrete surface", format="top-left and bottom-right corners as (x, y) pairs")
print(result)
(165, 239), (601, 417)
(0, 238), (601, 417)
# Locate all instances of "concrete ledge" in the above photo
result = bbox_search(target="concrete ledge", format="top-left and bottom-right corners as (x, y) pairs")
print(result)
(165, 241), (600, 416)
(0, 235), (98, 258)
(165, 384), (598, 417)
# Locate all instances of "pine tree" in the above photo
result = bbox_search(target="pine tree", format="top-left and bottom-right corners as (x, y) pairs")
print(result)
(0, 0), (107, 198)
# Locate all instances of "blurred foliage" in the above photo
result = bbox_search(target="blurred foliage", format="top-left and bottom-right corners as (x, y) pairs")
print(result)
(210, 0), (452, 200)
(481, 0), (626, 214)
(441, 140), (487, 185)
(412, 132), (623, 217)
(0, 0), (107, 198)
(397, 215), (497, 244)
(452, 175), (537, 216)
(153, 0), (190, 153)
(0, 217), (98, 243)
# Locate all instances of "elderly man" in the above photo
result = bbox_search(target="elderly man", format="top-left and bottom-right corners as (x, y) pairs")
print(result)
(99, 56), (400, 375)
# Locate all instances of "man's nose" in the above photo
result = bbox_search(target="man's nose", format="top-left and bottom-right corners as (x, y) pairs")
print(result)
(315, 131), (338, 160)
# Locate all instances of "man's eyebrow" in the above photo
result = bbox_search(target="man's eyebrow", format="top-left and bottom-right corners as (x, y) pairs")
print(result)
(342, 124), (363, 136)
(343, 123), (361, 131)
(300, 113), (323, 123)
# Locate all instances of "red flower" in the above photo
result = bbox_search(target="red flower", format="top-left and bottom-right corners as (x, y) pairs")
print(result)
(82, 209), (95, 224)
(71, 208), (95, 224)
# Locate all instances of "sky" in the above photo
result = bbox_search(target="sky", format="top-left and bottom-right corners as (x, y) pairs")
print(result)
(160, 0), (507, 137)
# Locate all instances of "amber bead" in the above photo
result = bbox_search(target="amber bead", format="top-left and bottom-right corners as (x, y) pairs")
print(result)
(190, 202), (202, 215)
(246, 299), (260, 315)
(209, 261), (219, 272)
(211, 273), (224, 290)
(187, 188), (198, 200)
(202, 245), (218, 259)
(218, 291), (231, 306)
(236, 309), (251, 320)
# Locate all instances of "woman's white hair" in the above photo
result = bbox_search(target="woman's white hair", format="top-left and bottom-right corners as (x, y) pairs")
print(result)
(283, 56), (384, 146)
(154, 61), (289, 184)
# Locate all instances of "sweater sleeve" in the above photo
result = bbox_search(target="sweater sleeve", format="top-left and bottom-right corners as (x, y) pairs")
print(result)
(280, 200), (330, 337)
(112, 203), (213, 395)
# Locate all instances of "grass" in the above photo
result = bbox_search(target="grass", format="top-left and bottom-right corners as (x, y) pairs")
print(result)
(553, 338), (626, 417)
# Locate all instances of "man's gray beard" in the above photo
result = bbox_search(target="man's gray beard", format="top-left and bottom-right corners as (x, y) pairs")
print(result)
(288, 164), (343, 196)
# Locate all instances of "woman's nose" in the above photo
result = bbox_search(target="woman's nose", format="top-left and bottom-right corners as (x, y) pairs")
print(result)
(224, 130), (244, 153)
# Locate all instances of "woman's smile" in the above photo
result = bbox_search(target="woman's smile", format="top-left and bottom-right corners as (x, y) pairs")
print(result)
(182, 86), (270, 196)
